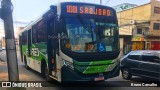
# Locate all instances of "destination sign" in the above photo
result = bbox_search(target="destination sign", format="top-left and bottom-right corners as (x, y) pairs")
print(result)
(64, 5), (113, 16)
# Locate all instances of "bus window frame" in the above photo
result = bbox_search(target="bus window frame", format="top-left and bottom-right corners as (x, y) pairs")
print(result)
(32, 25), (37, 44)
(36, 20), (47, 43)
(22, 31), (28, 45)
(28, 29), (31, 57)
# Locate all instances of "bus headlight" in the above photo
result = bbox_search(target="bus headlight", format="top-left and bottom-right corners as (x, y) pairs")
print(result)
(63, 60), (74, 70)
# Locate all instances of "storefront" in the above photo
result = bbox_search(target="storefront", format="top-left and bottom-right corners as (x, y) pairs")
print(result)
(151, 41), (160, 50)
(146, 31), (160, 50)
(132, 36), (145, 50)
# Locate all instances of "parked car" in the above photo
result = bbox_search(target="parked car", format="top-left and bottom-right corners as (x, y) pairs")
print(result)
(121, 50), (160, 80)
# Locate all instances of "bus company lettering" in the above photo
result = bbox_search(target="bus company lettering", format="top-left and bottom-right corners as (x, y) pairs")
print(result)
(31, 48), (39, 57)
(66, 5), (111, 16)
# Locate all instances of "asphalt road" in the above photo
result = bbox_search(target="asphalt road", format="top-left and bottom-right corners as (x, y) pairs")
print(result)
(0, 50), (159, 90)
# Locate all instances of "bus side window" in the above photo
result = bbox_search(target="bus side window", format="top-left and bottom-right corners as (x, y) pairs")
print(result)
(32, 25), (37, 44)
(22, 31), (27, 45)
(37, 20), (46, 43)
(28, 30), (31, 57)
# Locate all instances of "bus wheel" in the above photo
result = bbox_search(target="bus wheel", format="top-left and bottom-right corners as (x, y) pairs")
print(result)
(121, 68), (132, 80)
(41, 60), (51, 81)
(23, 55), (30, 70)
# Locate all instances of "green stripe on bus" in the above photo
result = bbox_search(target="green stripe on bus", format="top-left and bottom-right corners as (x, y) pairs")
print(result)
(22, 44), (48, 62)
(30, 44), (47, 62)
(83, 65), (109, 74)
(73, 60), (112, 65)
(74, 60), (113, 74)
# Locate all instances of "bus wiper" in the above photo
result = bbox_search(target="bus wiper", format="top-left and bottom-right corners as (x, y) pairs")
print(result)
(77, 15), (91, 32)
(77, 15), (95, 44)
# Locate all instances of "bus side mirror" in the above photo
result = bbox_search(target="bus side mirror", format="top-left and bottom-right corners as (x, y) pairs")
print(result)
(57, 15), (63, 34)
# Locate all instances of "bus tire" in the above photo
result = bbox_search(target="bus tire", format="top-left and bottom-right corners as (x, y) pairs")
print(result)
(23, 55), (30, 70)
(41, 60), (46, 78)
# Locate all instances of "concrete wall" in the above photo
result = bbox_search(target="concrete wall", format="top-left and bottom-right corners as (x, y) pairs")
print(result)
(150, 0), (160, 31)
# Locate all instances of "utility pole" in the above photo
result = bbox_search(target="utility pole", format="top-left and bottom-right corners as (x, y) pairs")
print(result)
(0, 0), (19, 81)
(100, 0), (102, 5)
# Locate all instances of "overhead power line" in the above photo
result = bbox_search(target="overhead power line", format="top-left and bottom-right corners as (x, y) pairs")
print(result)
(105, 0), (111, 5)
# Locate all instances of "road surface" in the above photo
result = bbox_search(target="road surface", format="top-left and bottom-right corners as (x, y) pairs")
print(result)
(0, 50), (159, 90)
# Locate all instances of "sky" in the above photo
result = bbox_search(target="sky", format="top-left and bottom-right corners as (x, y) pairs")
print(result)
(12, 0), (150, 23)
(0, 0), (151, 38)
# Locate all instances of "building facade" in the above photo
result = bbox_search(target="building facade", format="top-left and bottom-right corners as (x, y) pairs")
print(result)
(113, 3), (137, 12)
(113, 3), (136, 55)
(147, 0), (160, 50)
(117, 0), (160, 52)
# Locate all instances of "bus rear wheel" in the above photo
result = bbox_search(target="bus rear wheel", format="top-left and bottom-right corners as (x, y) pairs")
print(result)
(45, 66), (52, 81)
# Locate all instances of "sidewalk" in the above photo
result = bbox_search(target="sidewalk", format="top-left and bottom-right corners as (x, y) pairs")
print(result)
(0, 62), (8, 81)
(0, 50), (45, 81)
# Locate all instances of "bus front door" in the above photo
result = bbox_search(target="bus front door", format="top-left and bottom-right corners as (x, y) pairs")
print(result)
(47, 18), (57, 78)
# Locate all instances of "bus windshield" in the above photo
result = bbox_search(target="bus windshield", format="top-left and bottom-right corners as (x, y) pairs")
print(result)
(61, 17), (119, 53)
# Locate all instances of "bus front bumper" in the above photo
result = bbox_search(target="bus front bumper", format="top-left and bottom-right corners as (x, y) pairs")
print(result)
(61, 61), (120, 82)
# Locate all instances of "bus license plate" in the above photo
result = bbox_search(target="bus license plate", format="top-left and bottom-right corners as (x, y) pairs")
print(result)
(94, 76), (104, 81)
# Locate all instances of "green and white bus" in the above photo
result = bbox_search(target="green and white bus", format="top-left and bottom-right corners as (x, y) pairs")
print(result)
(19, 2), (120, 82)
